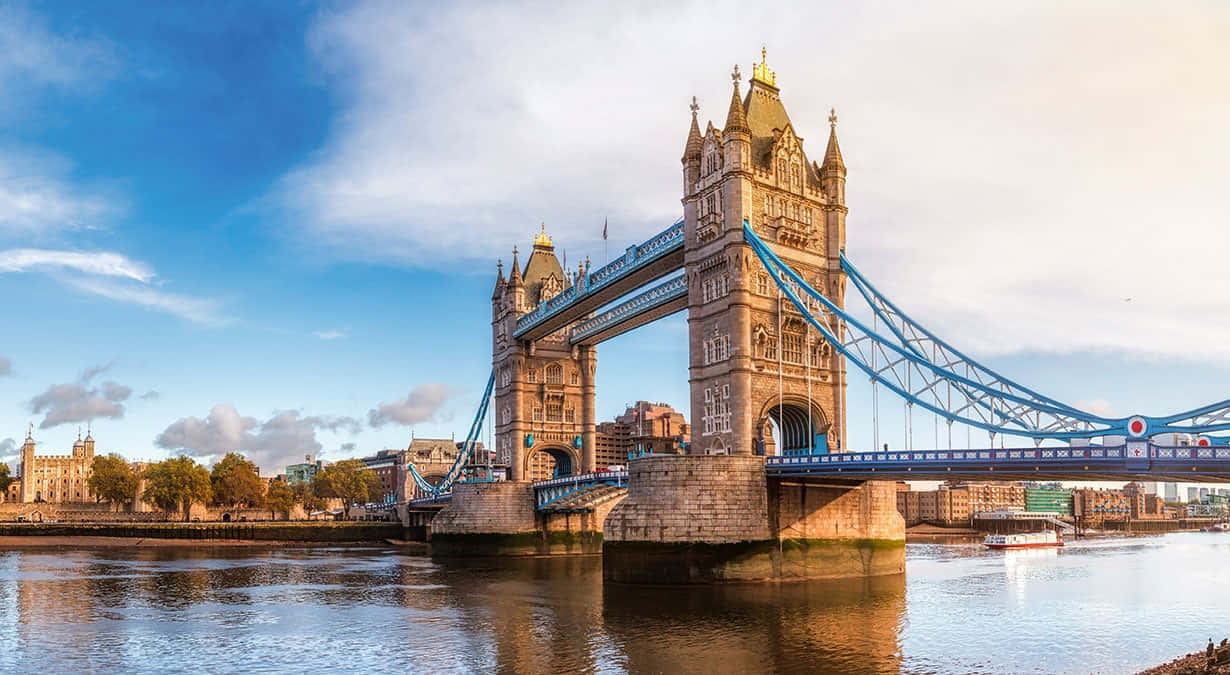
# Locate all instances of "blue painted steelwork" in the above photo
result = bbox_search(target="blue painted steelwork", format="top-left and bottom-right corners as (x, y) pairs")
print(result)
(744, 221), (1230, 440)
(568, 273), (687, 344)
(514, 219), (684, 338)
(766, 444), (1230, 481)
(533, 470), (628, 508)
(408, 493), (452, 507)
(406, 370), (495, 498)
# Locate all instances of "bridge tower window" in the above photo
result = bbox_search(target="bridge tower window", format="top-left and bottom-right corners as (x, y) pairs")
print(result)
(533, 406), (543, 422)
(527, 368), (537, 384)
(564, 406), (575, 423)
(546, 402), (562, 422)
(545, 364), (563, 384)
(570, 371), (579, 386)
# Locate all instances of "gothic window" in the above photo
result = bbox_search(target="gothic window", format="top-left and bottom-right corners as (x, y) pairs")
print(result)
(706, 193), (717, 215)
(811, 340), (833, 368)
(564, 406), (576, 423)
(762, 194), (770, 214)
(545, 363), (563, 384)
(502, 407), (511, 425)
(756, 274), (769, 296)
(500, 370), (511, 388)
(533, 406), (543, 422)
(778, 158), (787, 181)
(546, 402), (562, 422)
(703, 333), (730, 365)
(527, 368), (538, 384)
(790, 163), (800, 189)
(782, 332), (804, 364)
(701, 274), (729, 303)
(570, 371), (579, 386)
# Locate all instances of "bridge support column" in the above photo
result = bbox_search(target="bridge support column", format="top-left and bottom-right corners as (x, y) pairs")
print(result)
(580, 344), (596, 473)
(602, 455), (903, 583)
(431, 481), (538, 555)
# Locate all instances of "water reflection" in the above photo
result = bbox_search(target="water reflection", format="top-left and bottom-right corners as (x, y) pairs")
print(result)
(1, 535), (1229, 672)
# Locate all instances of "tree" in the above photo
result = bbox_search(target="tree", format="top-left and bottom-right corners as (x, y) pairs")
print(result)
(292, 481), (325, 513)
(142, 456), (212, 521)
(0, 462), (13, 498)
(210, 452), (264, 508)
(311, 459), (383, 518)
(87, 454), (140, 510)
(265, 480), (295, 520)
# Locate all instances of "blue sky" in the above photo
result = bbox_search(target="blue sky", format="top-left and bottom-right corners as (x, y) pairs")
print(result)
(1, 1), (1228, 479)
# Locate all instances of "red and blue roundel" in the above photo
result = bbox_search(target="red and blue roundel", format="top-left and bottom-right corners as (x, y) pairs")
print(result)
(1127, 416), (1148, 438)
(1196, 436), (1212, 447)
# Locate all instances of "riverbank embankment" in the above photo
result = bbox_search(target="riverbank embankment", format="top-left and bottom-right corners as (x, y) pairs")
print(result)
(0, 521), (419, 545)
(1139, 637), (1230, 673)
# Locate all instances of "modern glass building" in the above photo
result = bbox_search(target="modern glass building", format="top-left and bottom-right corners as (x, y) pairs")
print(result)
(1024, 486), (1073, 515)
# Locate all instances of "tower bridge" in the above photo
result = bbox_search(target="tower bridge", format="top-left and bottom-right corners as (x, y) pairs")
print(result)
(413, 50), (1230, 583)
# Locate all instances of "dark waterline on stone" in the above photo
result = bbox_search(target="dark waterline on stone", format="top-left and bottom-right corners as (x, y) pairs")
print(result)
(1, 533), (1228, 673)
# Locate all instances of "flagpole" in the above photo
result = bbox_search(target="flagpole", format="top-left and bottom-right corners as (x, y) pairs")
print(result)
(603, 217), (609, 264)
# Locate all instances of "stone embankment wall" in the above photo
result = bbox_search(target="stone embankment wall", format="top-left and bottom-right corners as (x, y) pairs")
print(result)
(0, 521), (411, 542)
(0, 502), (306, 523)
(603, 455), (905, 583)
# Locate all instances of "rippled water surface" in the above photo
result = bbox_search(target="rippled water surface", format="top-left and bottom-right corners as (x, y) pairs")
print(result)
(1, 533), (1229, 673)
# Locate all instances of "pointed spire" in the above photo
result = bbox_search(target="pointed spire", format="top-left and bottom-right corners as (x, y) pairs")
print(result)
(26, 421), (33, 442)
(821, 108), (845, 173)
(723, 64), (749, 136)
(492, 258), (505, 299)
(508, 246), (523, 286)
(683, 96), (703, 162)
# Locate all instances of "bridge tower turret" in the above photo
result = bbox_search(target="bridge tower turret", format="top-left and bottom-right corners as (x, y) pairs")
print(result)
(492, 230), (594, 482)
(683, 48), (847, 457)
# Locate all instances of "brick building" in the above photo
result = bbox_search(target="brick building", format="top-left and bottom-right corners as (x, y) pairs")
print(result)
(1073, 487), (1131, 525)
(594, 401), (691, 469)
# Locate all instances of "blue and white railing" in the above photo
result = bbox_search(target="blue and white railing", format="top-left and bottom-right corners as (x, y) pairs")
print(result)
(569, 273), (687, 343)
(533, 470), (628, 508)
(514, 219), (684, 338)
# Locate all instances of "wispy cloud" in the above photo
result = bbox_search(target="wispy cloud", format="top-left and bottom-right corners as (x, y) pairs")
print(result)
(1, 247), (227, 325)
(64, 276), (228, 326)
(0, 148), (119, 236)
(0, 356), (10, 377)
(0, 248), (152, 281)
(313, 330), (346, 340)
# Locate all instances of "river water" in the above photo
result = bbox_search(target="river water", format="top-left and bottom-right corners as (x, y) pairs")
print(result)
(0, 533), (1227, 673)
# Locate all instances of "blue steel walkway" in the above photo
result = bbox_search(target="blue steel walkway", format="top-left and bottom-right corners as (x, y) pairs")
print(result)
(766, 444), (1230, 482)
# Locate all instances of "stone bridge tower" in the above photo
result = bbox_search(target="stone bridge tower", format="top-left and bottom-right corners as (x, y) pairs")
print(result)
(683, 49), (848, 457)
(492, 228), (597, 481)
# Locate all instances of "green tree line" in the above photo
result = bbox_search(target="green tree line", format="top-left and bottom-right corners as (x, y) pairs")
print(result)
(69, 452), (385, 521)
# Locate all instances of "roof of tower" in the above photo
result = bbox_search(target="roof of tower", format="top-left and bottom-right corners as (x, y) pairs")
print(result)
(723, 65), (749, 136)
(821, 108), (846, 173)
(742, 50), (822, 186)
(522, 226), (565, 306)
(683, 96), (703, 161)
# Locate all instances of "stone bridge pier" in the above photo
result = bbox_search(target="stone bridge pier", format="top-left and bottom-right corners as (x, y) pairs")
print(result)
(601, 455), (904, 583)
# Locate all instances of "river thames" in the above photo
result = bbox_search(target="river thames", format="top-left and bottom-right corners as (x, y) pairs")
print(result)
(1, 533), (1227, 673)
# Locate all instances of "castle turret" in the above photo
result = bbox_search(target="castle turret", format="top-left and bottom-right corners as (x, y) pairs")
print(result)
(84, 426), (95, 458)
(722, 65), (751, 175)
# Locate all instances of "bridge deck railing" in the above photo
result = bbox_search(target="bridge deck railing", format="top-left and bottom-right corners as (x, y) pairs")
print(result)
(514, 220), (684, 337)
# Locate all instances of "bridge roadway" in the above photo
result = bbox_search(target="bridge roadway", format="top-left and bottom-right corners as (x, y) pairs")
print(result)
(766, 444), (1230, 482)
(513, 220), (684, 342)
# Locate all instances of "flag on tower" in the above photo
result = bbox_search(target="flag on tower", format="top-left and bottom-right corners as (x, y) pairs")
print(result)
(602, 218), (608, 240)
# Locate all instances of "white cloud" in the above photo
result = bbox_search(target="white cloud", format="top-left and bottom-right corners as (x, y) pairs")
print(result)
(0, 248), (152, 281)
(276, 2), (1230, 362)
(368, 383), (455, 428)
(313, 330), (346, 340)
(0, 148), (119, 236)
(0, 4), (117, 97)
(155, 405), (363, 472)
(1074, 400), (1115, 419)
(28, 365), (132, 430)
(0, 356), (10, 376)
(64, 276), (228, 326)
(0, 247), (227, 325)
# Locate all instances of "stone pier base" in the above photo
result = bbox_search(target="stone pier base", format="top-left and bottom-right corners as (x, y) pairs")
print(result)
(602, 455), (904, 583)
(430, 481), (616, 556)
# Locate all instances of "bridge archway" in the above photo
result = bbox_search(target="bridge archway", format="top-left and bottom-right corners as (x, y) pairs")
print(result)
(524, 445), (578, 482)
(756, 397), (830, 456)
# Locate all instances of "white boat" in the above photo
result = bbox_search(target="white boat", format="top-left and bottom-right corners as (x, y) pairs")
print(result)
(984, 530), (1063, 549)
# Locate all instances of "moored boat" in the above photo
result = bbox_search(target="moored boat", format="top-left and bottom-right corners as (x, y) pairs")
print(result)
(984, 530), (1063, 549)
